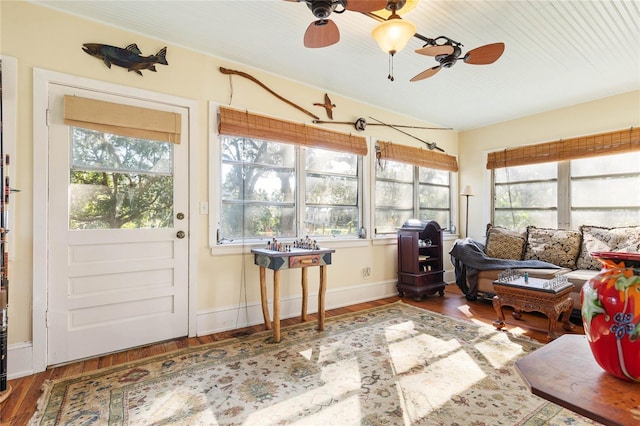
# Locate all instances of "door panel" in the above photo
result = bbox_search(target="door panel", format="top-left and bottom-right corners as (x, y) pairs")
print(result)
(47, 84), (189, 365)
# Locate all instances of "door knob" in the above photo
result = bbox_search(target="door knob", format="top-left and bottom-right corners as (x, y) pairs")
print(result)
(176, 230), (185, 239)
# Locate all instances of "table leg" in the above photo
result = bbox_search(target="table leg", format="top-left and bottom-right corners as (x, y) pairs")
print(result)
(273, 269), (281, 343)
(318, 265), (327, 331)
(492, 295), (506, 329)
(301, 267), (308, 322)
(561, 298), (576, 332)
(258, 266), (271, 331)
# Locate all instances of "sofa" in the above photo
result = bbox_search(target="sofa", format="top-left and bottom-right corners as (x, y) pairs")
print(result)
(451, 224), (640, 313)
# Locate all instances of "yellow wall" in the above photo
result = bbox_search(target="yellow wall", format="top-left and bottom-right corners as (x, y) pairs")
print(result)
(458, 91), (640, 240)
(1, 1), (459, 346)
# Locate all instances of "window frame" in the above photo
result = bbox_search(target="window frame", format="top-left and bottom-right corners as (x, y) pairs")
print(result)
(374, 157), (452, 237)
(216, 135), (364, 245)
(491, 152), (640, 230)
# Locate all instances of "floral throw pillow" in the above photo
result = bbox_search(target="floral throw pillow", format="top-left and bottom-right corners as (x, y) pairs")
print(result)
(485, 225), (526, 260)
(577, 225), (640, 270)
(524, 226), (582, 269)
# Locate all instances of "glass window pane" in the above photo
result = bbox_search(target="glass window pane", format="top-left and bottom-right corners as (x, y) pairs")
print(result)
(223, 137), (295, 167)
(419, 168), (449, 185)
(70, 171), (173, 229)
(71, 128), (172, 174)
(572, 152), (640, 177)
(375, 209), (413, 234)
(418, 185), (449, 208)
(418, 210), (448, 226)
(572, 176), (640, 207)
(306, 175), (358, 205)
(376, 160), (413, 182)
(305, 147), (360, 238)
(306, 149), (357, 174)
(376, 181), (413, 209)
(495, 182), (556, 209)
(494, 163), (556, 183)
(220, 203), (296, 239)
(494, 210), (557, 230)
(304, 206), (359, 236)
(571, 210), (640, 228)
(69, 128), (174, 230)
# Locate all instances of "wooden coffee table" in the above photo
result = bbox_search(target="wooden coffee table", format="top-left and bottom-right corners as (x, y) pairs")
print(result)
(492, 276), (575, 340)
(516, 334), (639, 426)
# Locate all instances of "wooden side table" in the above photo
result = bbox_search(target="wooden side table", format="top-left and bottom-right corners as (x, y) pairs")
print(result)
(492, 276), (575, 340)
(252, 247), (335, 343)
(516, 334), (640, 426)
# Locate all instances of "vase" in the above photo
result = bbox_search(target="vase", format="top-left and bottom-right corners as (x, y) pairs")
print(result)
(581, 251), (640, 382)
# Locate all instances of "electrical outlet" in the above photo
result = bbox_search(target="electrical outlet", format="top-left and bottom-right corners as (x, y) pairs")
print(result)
(363, 266), (371, 279)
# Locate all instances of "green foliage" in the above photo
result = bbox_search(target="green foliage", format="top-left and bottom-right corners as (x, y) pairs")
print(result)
(69, 128), (173, 229)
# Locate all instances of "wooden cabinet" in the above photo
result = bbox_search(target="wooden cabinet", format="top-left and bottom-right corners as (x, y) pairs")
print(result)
(397, 219), (445, 300)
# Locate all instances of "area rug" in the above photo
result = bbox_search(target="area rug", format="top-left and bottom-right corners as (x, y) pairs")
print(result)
(30, 301), (599, 425)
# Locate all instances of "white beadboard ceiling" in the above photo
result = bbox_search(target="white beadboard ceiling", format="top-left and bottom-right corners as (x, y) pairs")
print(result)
(31, 0), (640, 131)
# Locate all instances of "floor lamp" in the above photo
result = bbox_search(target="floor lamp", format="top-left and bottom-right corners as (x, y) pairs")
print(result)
(460, 185), (474, 238)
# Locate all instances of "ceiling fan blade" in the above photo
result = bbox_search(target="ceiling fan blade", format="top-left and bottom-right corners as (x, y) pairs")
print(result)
(415, 45), (455, 56)
(304, 19), (340, 48)
(346, 0), (388, 12)
(463, 42), (505, 65)
(410, 65), (442, 82)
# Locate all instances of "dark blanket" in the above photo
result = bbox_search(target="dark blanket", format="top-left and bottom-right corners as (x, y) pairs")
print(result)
(449, 238), (560, 298)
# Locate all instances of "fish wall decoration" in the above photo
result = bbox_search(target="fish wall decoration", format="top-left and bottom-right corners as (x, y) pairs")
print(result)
(82, 43), (168, 76)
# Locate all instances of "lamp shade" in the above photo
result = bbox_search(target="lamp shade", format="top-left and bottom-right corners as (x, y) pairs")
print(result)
(460, 185), (475, 196)
(372, 16), (416, 54)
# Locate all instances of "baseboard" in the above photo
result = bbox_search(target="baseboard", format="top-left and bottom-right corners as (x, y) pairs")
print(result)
(196, 279), (399, 336)
(7, 341), (33, 380)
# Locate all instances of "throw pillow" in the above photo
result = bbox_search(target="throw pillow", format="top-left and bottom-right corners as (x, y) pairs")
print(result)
(524, 226), (582, 269)
(485, 224), (526, 260)
(577, 225), (640, 270)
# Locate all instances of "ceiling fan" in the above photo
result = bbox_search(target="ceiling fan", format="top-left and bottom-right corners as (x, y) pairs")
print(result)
(410, 36), (505, 81)
(285, 0), (388, 48)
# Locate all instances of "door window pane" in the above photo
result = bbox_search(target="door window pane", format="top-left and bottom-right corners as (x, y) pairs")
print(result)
(69, 128), (174, 229)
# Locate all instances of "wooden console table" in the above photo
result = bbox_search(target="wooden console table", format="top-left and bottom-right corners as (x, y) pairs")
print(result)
(492, 276), (575, 340)
(252, 247), (335, 343)
(515, 334), (639, 426)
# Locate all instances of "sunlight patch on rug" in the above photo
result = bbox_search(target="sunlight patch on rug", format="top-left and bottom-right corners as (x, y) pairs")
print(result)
(29, 302), (601, 425)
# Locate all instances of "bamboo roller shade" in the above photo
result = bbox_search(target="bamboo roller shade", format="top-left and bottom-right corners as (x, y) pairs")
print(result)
(64, 95), (182, 144)
(377, 141), (459, 172)
(486, 127), (640, 169)
(218, 106), (367, 156)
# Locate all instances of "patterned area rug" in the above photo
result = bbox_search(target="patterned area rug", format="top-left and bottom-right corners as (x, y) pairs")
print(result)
(30, 302), (599, 425)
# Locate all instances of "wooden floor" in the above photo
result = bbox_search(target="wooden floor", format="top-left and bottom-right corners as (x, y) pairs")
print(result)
(0, 285), (584, 425)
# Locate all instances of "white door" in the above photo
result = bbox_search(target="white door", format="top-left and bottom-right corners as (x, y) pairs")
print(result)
(46, 84), (189, 365)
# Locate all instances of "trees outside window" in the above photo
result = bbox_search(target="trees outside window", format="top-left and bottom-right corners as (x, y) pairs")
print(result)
(375, 159), (451, 235)
(69, 127), (173, 229)
(493, 152), (640, 230)
(219, 136), (361, 241)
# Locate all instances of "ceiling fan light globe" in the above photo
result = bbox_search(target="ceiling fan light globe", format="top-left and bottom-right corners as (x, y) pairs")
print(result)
(372, 16), (416, 54)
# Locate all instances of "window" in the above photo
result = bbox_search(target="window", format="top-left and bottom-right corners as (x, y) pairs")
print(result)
(492, 152), (640, 230)
(305, 147), (360, 236)
(494, 162), (558, 229)
(70, 128), (174, 229)
(375, 159), (451, 235)
(570, 152), (640, 227)
(219, 135), (361, 241)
